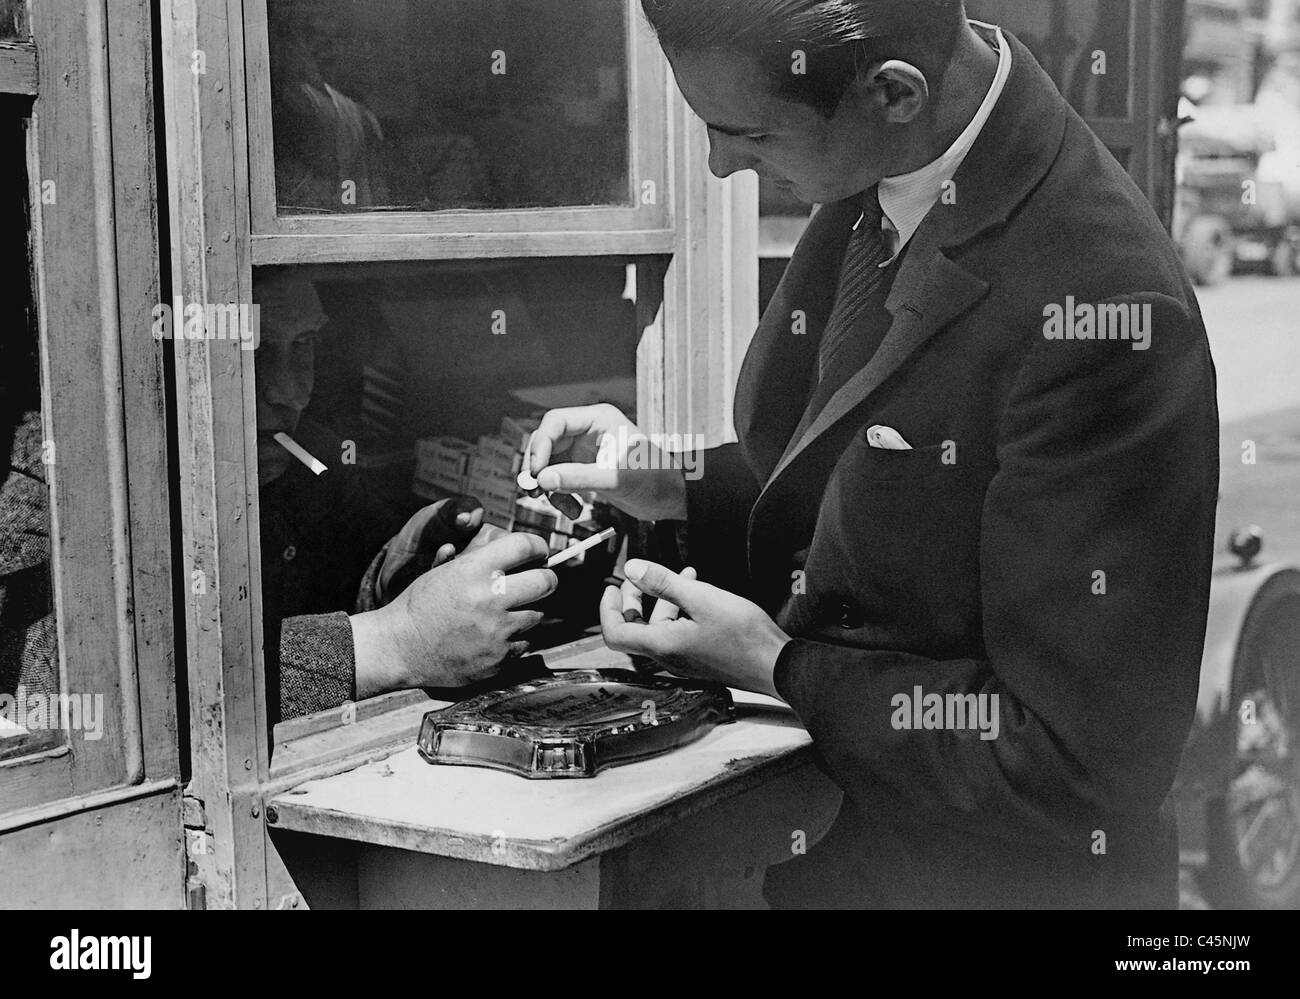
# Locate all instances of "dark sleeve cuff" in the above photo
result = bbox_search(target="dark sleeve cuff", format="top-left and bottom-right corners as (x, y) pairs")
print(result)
(278, 611), (357, 721)
(682, 443), (761, 599)
(772, 636), (815, 711)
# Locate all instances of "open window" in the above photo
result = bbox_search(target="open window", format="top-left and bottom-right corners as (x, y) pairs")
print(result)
(0, 114), (59, 765)
(252, 256), (642, 720)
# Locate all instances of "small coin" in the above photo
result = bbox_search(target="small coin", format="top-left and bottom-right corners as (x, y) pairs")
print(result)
(516, 468), (541, 495)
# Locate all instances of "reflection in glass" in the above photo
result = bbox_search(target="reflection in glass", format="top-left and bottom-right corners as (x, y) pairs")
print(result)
(267, 0), (631, 214)
(1, 117), (61, 762)
(0, 0), (26, 40)
(968, 0), (1133, 118)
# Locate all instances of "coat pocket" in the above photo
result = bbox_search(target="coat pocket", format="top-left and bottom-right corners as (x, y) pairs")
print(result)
(846, 425), (996, 480)
(803, 433), (999, 655)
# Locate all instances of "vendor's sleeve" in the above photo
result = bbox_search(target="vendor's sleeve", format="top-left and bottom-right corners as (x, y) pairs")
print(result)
(278, 612), (356, 720)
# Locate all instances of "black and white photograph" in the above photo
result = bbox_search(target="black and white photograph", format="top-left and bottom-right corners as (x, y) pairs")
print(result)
(1, 0), (1298, 955)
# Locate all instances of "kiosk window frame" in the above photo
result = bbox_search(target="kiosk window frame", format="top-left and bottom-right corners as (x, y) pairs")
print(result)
(162, 0), (757, 909)
(242, 0), (675, 265)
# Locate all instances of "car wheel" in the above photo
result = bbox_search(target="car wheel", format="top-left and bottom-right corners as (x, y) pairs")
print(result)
(1270, 238), (1299, 277)
(1182, 216), (1236, 286)
(1202, 573), (1300, 909)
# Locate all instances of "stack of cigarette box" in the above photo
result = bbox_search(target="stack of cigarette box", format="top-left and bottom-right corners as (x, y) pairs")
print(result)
(414, 416), (600, 552)
(413, 437), (475, 496)
(498, 415), (540, 455)
(513, 493), (601, 553)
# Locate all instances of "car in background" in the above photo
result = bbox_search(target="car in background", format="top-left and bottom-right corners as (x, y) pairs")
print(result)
(1175, 105), (1300, 283)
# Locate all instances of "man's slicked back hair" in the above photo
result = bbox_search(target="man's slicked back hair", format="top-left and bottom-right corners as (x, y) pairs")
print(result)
(641, 0), (967, 115)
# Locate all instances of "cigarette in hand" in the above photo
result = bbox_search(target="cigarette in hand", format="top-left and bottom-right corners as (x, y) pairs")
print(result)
(545, 527), (617, 569)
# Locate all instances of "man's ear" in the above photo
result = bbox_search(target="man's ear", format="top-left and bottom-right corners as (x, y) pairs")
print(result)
(856, 59), (930, 124)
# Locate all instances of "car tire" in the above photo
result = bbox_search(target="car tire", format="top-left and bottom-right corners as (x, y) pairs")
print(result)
(1270, 237), (1299, 278)
(1201, 571), (1300, 909)
(1182, 216), (1236, 286)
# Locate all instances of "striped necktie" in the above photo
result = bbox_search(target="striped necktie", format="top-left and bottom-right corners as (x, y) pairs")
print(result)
(817, 186), (890, 381)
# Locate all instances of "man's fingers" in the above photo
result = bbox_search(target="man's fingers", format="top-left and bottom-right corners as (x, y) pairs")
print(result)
(529, 407), (611, 474)
(600, 585), (650, 654)
(649, 566), (697, 623)
(622, 559), (698, 613)
(600, 585), (668, 658)
(502, 568), (558, 608)
(472, 532), (550, 573)
(535, 461), (618, 494)
(463, 522), (508, 555)
(427, 496), (482, 542)
(620, 578), (645, 623)
(456, 507), (484, 534)
(508, 609), (546, 636)
(432, 543), (457, 569)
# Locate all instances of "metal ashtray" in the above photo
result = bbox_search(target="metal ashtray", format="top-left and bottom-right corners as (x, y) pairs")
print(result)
(417, 670), (735, 778)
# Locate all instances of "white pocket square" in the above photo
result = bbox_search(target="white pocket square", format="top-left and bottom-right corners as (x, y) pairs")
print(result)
(866, 425), (912, 451)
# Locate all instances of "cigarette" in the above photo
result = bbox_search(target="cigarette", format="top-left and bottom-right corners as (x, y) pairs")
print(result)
(274, 432), (328, 476)
(545, 527), (617, 569)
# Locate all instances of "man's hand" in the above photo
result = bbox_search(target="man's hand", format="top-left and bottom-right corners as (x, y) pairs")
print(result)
(600, 559), (790, 699)
(527, 404), (688, 522)
(353, 533), (556, 698)
(372, 497), (487, 605)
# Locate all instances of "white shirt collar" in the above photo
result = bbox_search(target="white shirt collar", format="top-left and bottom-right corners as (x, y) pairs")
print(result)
(877, 21), (1012, 264)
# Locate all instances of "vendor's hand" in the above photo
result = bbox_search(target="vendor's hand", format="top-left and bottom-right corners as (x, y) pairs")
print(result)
(375, 496), (487, 604)
(600, 559), (790, 699)
(353, 533), (556, 698)
(460, 521), (509, 556)
(527, 405), (688, 522)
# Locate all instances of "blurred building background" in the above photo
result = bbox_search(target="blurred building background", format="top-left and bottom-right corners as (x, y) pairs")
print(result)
(1177, 0), (1300, 911)
(1185, 0), (1299, 105)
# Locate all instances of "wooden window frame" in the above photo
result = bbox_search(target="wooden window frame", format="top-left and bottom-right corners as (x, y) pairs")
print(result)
(163, 0), (755, 908)
(242, 0), (675, 265)
(1077, 0), (1154, 195)
(967, 1), (1169, 197)
(0, 0), (179, 829)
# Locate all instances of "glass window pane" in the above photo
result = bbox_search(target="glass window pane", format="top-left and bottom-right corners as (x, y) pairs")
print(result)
(0, 0), (27, 40)
(968, 0), (1133, 118)
(2, 117), (61, 762)
(267, 0), (632, 214)
(252, 259), (637, 722)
